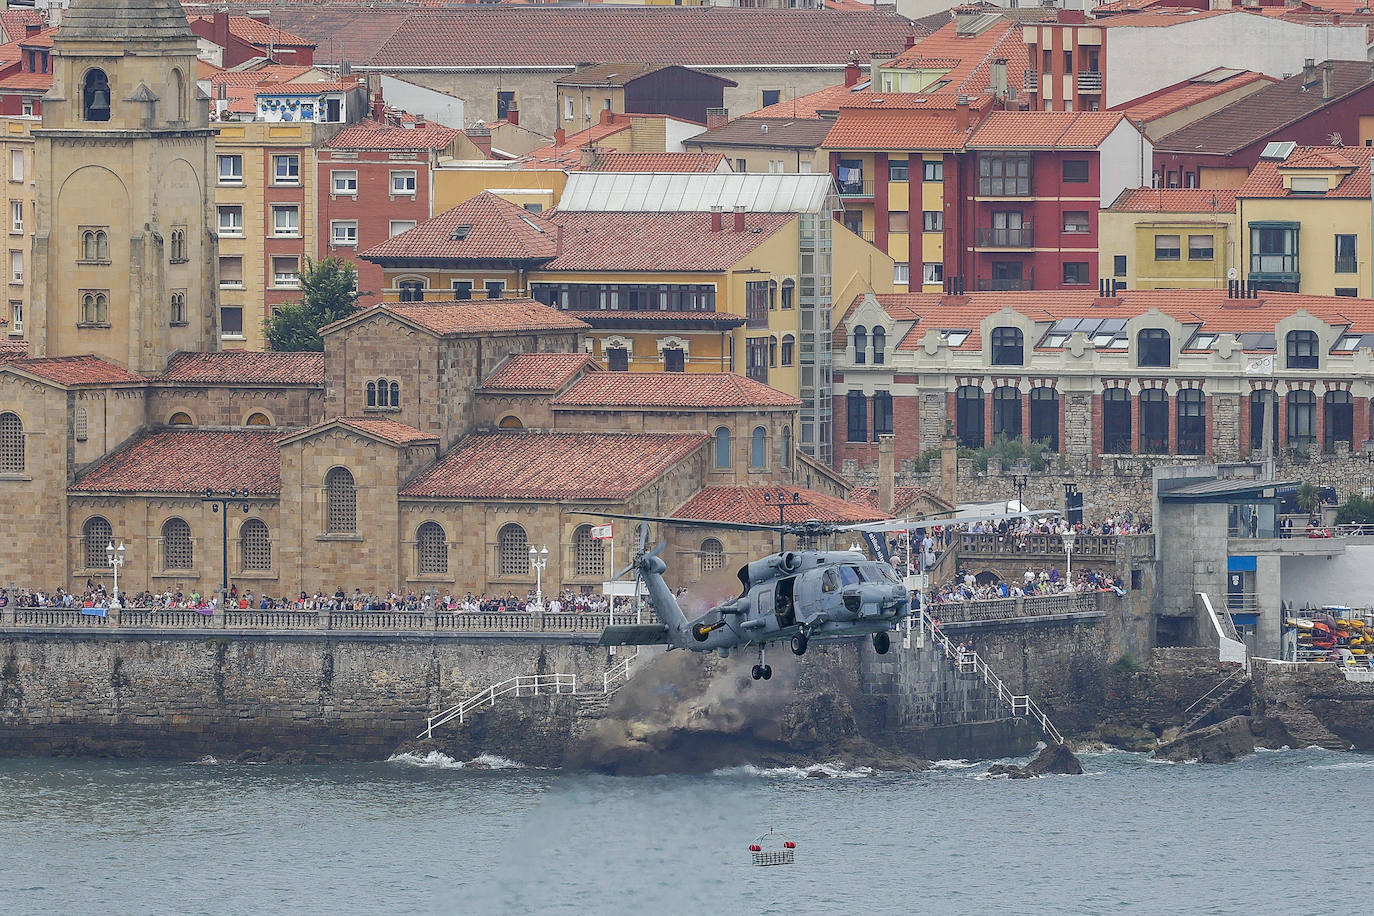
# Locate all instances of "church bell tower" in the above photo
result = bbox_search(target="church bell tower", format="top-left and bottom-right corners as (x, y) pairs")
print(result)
(29, 0), (219, 372)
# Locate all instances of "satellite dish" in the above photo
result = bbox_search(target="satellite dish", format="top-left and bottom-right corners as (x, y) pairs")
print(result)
(1227, 267), (1238, 280)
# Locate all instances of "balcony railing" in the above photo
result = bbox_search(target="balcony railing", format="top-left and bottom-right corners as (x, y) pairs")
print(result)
(976, 277), (1029, 291)
(1023, 70), (1038, 92)
(1077, 70), (1102, 93)
(957, 532), (1120, 558)
(837, 178), (874, 197)
(976, 223), (1034, 248)
(1336, 256), (1357, 273)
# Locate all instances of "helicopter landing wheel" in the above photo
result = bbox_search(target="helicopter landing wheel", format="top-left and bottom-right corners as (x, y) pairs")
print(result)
(761, 664), (773, 680)
(790, 633), (808, 656)
(751, 664), (764, 681)
(873, 631), (891, 655)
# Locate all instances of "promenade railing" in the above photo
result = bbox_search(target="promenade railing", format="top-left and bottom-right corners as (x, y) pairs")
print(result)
(956, 532), (1120, 558)
(929, 591), (1103, 625)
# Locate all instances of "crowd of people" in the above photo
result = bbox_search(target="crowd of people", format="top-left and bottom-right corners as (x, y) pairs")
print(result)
(882, 512), (1150, 574)
(927, 565), (1126, 606)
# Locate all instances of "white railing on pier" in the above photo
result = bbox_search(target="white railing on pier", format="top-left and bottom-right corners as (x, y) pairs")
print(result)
(603, 649), (639, 694)
(421, 673), (576, 739)
(919, 609), (1065, 745)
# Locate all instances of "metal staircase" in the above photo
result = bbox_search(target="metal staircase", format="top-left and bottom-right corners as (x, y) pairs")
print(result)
(1181, 668), (1251, 732)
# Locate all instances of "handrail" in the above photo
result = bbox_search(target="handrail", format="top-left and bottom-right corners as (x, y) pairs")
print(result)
(603, 649), (639, 694)
(1182, 667), (1247, 717)
(421, 673), (576, 739)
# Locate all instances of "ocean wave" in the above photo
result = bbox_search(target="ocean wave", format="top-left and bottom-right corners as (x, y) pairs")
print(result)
(712, 762), (874, 779)
(1306, 757), (1374, 770)
(930, 758), (980, 769)
(1146, 756), (1197, 765)
(387, 751), (525, 770)
(188, 755), (220, 766)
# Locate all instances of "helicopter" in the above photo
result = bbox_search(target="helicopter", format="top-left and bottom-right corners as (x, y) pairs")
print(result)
(581, 507), (1057, 681)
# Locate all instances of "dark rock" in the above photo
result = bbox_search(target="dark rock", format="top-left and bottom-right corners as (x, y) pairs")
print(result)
(986, 762), (1032, 779)
(986, 743), (1083, 778)
(1095, 723), (1158, 752)
(1154, 715), (1256, 763)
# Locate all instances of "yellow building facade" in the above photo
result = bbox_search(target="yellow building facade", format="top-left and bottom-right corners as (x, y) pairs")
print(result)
(0, 116), (34, 342)
(1098, 189), (1237, 291)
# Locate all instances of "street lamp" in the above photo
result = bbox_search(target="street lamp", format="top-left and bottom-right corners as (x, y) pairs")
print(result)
(1062, 529), (1076, 588)
(105, 541), (126, 608)
(203, 487), (251, 604)
(1009, 460), (1030, 513)
(528, 544), (549, 610)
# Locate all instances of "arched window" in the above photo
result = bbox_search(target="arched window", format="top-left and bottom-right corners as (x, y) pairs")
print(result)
(700, 537), (724, 574)
(498, 415), (523, 429)
(1288, 389), (1316, 448)
(171, 69), (185, 120)
(390, 381), (400, 406)
(573, 524), (604, 578)
(398, 279), (425, 302)
(780, 426), (791, 468)
(852, 325), (867, 364)
(1325, 390), (1353, 452)
(170, 292), (184, 325)
(168, 411), (192, 427)
(161, 517), (193, 570)
(1103, 388), (1131, 453)
(83, 516), (111, 570)
(0, 411), (23, 473)
(991, 327), (1024, 366)
(325, 467), (356, 533)
(416, 521), (447, 575)
(1029, 387), (1058, 451)
(872, 326), (886, 365)
(82, 229), (98, 260)
(872, 390), (893, 437)
(781, 334), (795, 367)
(1286, 330), (1319, 370)
(781, 278), (795, 309)
(956, 385), (984, 448)
(750, 426), (767, 468)
(846, 390), (867, 442)
(497, 523), (527, 576)
(376, 378), (388, 407)
(1137, 328), (1171, 368)
(246, 412), (271, 427)
(82, 292), (108, 325)
(992, 386), (1021, 439)
(83, 68), (110, 122)
(1139, 389), (1168, 454)
(769, 336), (778, 368)
(714, 426), (732, 469)
(366, 382), (377, 407)
(169, 229), (185, 262)
(240, 518), (271, 571)
(74, 407), (88, 442)
(96, 230), (108, 260)
(1250, 390), (1279, 454)
(1177, 388), (1205, 456)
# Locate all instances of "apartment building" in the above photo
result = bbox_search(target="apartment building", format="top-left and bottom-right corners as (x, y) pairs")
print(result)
(1099, 188), (1237, 291)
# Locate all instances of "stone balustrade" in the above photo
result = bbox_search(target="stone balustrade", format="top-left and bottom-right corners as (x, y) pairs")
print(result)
(929, 591), (1103, 625)
(956, 532), (1121, 558)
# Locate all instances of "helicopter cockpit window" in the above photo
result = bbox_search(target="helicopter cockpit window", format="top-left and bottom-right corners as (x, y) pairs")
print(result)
(874, 564), (900, 583)
(840, 566), (863, 587)
(821, 569), (838, 593)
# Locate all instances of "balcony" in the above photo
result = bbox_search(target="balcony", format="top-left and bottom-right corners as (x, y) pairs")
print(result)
(977, 278), (1030, 291)
(1336, 256), (1357, 274)
(837, 178), (874, 198)
(1023, 70), (1038, 92)
(1077, 70), (1102, 93)
(976, 223), (1034, 249)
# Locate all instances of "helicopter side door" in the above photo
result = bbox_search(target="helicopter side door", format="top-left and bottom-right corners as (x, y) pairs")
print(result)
(775, 577), (797, 629)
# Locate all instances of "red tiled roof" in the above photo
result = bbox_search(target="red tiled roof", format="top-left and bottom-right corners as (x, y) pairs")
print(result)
(822, 105), (983, 151)
(257, 8), (416, 66)
(0, 339), (28, 361)
(580, 152), (725, 173)
(521, 117), (633, 168)
(207, 64), (315, 88)
(400, 431), (707, 500)
(70, 430), (282, 495)
(553, 372), (799, 409)
(160, 351), (324, 385)
(363, 8), (920, 69)
(0, 70), (53, 92)
(686, 117), (836, 150)
(6, 355), (142, 386)
(1091, 9), (1230, 27)
(1111, 69), (1274, 123)
(324, 119), (458, 151)
(362, 192), (558, 262)
(190, 14), (316, 48)
(848, 485), (952, 514)
(479, 353), (597, 392)
(968, 111), (1130, 149)
(345, 300), (588, 336)
(885, 18), (1030, 97)
(554, 63), (674, 86)
(1108, 188), (1237, 213)
(333, 416), (435, 445)
(674, 486), (885, 525)
(544, 210), (791, 272)
(0, 9), (42, 43)
(1237, 146), (1374, 199)
(748, 79), (867, 119)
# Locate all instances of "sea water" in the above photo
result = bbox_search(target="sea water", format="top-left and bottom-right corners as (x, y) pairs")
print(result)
(1, 748), (1370, 915)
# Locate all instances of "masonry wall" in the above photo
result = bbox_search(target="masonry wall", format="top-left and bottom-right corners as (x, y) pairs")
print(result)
(0, 377), (71, 585)
(146, 385), (321, 430)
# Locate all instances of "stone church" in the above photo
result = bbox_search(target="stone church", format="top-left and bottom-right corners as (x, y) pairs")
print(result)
(0, 0), (874, 598)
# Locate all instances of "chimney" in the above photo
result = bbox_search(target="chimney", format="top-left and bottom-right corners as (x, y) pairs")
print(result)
(554, 127), (566, 146)
(905, 33), (917, 49)
(506, 102), (519, 126)
(249, 12), (270, 25)
(213, 11), (230, 50)
(339, 60), (352, 79)
(940, 424), (958, 508)
(733, 205), (746, 232)
(710, 206), (723, 232)
(1322, 60), (1335, 101)
(1303, 58), (1316, 87)
(877, 434), (896, 516)
(25, 23), (40, 36)
(555, 224), (564, 257)
(706, 107), (729, 130)
(956, 95), (971, 133)
(990, 59), (1008, 100)
(844, 61), (861, 87)
(467, 124), (492, 157)
(600, 107), (613, 125)
(579, 145), (598, 170)
(370, 86), (385, 122)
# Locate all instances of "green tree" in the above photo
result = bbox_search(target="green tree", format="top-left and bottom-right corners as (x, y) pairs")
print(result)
(263, 257), (364, 352)
(1295, 481), (1321, 515)
(1337, 493), (1374, 525)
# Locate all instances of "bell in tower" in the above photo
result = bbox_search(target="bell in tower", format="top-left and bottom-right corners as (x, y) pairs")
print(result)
(83, 70), (111, 122)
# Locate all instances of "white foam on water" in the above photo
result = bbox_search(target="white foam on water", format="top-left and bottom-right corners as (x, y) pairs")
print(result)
(388, 751), (466, 769)
(467, 753), (523, 770)
(712, 762), (874, 779)
(189, 755), (220, 766)
(1306, 757), (1374, 770)
(930, 758), (980, 769)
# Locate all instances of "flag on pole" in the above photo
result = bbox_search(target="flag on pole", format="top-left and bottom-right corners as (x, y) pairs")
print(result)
(590, 524), (614, 540)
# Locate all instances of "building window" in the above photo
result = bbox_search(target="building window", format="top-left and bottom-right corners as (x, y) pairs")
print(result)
(272, 205), (299, 236)
(240, 519), (271, 572)
(168, 411), (192, 427)
(977, 153), (1030, 196)
(1029, 387), (1058, 450)
(497, 523), (527, 576)
(10, 149), (22, 182)
(889, 211), (910, 233)
(331, 220), (358, 246)
(1154, 235), (1181, 261)
(1103, 388), (1131, 453)
(923, 263), (943, 285)
(389, 220), (417, 237)
(0, 411), (22, 473)
(218, 206), (243, 236)
(397, 279), (425, 302)
(272, 256), (300, 288)
(82, 68), (110, 122)
(956, 385), (983, 448)
(9, 300), (20, 334)
(893, 263), (910, 286)
(485, 280), (505, 300)
(781, 334), (794, 366)
(1286, 330), (1319, 369)
(1250, 390), (1277, 453)
(161, 517), (193, 570)
(751, 426), (767, 469)
(79, 290), (109, 325)
(1188, 235), (1214, 261)
(663, 347), (685, 372)
(1336, 234), (1357, 273)
(572, 524), (603, 578)
(1177, 389), (1205, 455)
(9, 250), (20, 283)
(367, 378), (400, 408)
(79, 228), (109, 262)
(1140, 389), (1168, 454)
(416, 522), (447, 575)
(218, 155), (242, 184)
(496, 91), (517, 120)
(923, 159), (943, 182)
(889, 158), (909, 181)
(331, 170), (358, 194)
(781, 279), (794, 309)
(390, 170), (418, 195)
(872, 326), (886, 364)
(761, 89), (782, 107)
(1062, 159), (1089, 182)
(700, 538), (724, 574)
(83, 516), (112, 570)
(451, 281), (472, 300)
(1137, 328), (1171, 368)
(872, 390), (893, 438)
(246, 413), (271, 427)
(325, 467), (356, 533)
(991, 386), (1021, 439)
(1250, 224), (1298, 281)
(1288, 390), (1316, 448)
(990, 327), (1024, 366)
(1063, 262), (1089, 285)
(170, 291), (185, 325)
(221, 306), (244, 338)
(169, 228), (187, 263)
(714, 426), (732, 468)
(272, 154), (300, 184)
(780, 426), (791, 468)
(1063, 211), (1089, 234)
(920, 210), (941, 232)
(852, 325), (867, 364)
(607, 346), (629, 371)
(1337, 288), (1358, 297)
(847, 390), (867, 442)
(1114, 255), (1127, 277)
(9, 200), (20, 234)
(1325, 390), (1353, 451)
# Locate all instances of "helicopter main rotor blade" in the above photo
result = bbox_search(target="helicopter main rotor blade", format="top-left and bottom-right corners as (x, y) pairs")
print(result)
(573, 510), (797, 534)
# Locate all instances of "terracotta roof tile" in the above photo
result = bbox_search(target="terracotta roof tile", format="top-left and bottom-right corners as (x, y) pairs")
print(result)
(544, 210), (790, 271)
(1237, 147), (1374, 199)
(160, 351), (325, 385)
(0, 9), (42, 43)
(0, 70), (53, 92)
(747, 79), (867, 119)
(674, 486), (885, 525)
(580, 152), (725, 172)
(1091, 9), (1231, 27)
(0, 339), (28, 361)
(848, 485), (952, 514)
(553, 372), (799, 409)
(332, 417), (435, 445)
(968, 110), (1130, 149)
(6, 355), (142, 386)
(553, 63), (674, 87)
(349, 300), (588, 336)
(361, 192), (558, 262)
(687, 117), (836, 150)
(823, 105), (984, 151)
(71, 430), (282, 495)
(885, 18), (1030, 97)
(1111, 69), (1274, 123)
(257, 9), (416, 66)
(190, 15), (316, 48)
(521, 117), (634, 168)
(479, 353), (597, 392)
(324, 119), (458, 151)
(1108, 188), (1237, 213)
(400, 431), (707, 500)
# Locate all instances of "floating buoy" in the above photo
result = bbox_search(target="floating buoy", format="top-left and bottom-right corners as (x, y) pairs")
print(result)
(749, 828), (796, 866)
